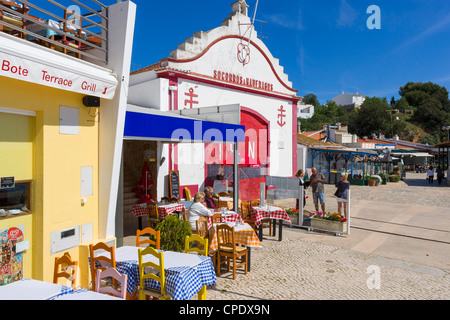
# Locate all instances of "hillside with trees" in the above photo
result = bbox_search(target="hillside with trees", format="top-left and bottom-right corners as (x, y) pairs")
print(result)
(298, 82), (450, 144)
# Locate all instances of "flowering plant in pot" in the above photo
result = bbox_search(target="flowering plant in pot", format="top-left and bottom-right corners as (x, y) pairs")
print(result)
(309, 211), (347, 232)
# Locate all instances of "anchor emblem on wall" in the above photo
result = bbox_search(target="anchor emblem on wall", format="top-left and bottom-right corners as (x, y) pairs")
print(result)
(184, 87), (199, 109)
(277, 105), (286, 127)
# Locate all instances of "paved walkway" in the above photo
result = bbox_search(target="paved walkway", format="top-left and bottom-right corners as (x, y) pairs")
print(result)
(206, 173), (450, 300)
(123, 173), (450, 300)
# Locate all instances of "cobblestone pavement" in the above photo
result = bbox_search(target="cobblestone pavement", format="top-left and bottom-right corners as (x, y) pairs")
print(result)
(206, 173), (450, 300)
(123, 173), (450, 300)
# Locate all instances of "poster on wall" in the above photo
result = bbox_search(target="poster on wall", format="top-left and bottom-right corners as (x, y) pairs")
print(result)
(0, 226), (24, 286)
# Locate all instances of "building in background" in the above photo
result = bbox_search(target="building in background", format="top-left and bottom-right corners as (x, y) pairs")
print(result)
(125, 1), (301, 232)
(332, 91), (366, 111)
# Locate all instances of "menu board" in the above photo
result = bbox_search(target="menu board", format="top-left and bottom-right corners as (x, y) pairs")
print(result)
(169, 170), (180, 199)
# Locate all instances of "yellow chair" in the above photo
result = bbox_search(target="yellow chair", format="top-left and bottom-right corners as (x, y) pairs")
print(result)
(138, 246), (170, 300)
(184, 234), (209, 300)
(184, 234), (208, 256)
(184, 187), (192, 201)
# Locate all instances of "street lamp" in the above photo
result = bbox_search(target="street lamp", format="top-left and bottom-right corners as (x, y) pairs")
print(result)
(442, 126), (450, 141)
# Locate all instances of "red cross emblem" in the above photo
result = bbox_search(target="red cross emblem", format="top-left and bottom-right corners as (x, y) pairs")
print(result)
(277, 106), (286, 127)
(184, 88), (199, 109)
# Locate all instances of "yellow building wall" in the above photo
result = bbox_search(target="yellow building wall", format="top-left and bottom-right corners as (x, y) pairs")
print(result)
(0, 76), (109, 286)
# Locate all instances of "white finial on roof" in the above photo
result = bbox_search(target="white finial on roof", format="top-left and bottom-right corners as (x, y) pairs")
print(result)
(231, 0), (249, 16)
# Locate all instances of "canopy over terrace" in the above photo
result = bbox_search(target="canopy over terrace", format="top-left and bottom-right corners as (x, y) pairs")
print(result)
(123, 104), (245, 210)
(309, 147), (381, 181)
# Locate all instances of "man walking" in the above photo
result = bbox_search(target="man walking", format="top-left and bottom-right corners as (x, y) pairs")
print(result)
(310, 167), (326, 212)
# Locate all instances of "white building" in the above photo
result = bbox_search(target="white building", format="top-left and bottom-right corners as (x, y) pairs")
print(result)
(124, 1), (301, 222)
(332, 92), (366, 110)
(297, 104), (314, 119)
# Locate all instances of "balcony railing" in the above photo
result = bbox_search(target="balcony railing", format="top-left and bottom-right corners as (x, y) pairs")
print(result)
(0, 0), (112, 65)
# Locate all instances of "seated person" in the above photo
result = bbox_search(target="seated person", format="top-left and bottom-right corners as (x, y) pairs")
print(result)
(203, 186), (217, 209)
(188, 192), (212, 230)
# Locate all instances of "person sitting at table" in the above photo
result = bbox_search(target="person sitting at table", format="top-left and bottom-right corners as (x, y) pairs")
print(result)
(188, 192), (212, 230)
(203, 186), (217, 209)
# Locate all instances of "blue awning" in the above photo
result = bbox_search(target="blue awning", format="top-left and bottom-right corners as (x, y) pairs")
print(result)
(124, 106), (245, 143)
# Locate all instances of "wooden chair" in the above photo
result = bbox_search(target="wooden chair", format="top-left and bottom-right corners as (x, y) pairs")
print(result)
(240, 201), (258, 232)
(147, 201), (160, 228)
(218, 192), (228, 197)
(136, 227), (160, 249)
(0, 1), (28, 39)
(95, 267), (127, 299)
(216, 224), (248, 280)
(250, 199), (272, 236)
(195, 216), (209, 241)
(184, 234), (208, 256)
(181, 207), (188, 222)
(89, 242), (116, 291)
(161, 196), (178, 203)
(184, 187), (192, 201)
(217, 200), (229, 209)
(53, 253), (78, 289)
(211, 213), (223, 224)
(138, 246), (170, 300)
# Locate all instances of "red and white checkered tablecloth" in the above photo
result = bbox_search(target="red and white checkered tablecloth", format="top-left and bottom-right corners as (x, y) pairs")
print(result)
(206, 211), (244, 229)
(131, 203), (186, 219)
(131, 203), (147, 217)
(158, 203), (186, 219)
(251, 205), (291, 226)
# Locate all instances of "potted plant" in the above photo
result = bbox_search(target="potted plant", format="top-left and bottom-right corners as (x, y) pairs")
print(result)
(368, 176), (378, 187)
(154, 215), (192, 252)
(309, 211), (347, 233)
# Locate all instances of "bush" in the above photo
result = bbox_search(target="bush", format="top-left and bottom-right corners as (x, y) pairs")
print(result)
(389, 174), (400, 182)
(154, 215), (192, 252)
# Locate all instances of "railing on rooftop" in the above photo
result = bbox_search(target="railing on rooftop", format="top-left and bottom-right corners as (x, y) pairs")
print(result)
(0, 0), (112, 66)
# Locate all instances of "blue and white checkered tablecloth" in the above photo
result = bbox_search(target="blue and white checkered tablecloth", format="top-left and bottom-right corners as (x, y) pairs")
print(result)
(115, 255), (216, 300)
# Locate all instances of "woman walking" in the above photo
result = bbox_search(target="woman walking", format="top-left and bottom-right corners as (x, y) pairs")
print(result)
(295, 169), (309, 209)
(427, 166), (435, 185)
(334, 173), (350, 218)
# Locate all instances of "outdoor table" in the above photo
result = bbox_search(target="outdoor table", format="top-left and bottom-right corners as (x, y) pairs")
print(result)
(97, 246), (216, 300)
(251, 205), (291, 242)
(208, 221), (261, 272)
(157, 202), (186, 219)
(131, 202), (186, 229)
(26, 18), (88, 41)
(50, 288), (124, 300)
(206, 209), (244, 229)
(0, 278), (74, 300)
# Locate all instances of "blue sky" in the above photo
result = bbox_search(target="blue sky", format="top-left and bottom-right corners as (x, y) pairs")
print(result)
(36, 0), (450, 104)
(129, 0), (450, 105)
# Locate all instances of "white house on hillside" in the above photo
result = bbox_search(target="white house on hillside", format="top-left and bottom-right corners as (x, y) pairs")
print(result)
(297, 103), (314, 119)
(332, 92), (366, 111)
